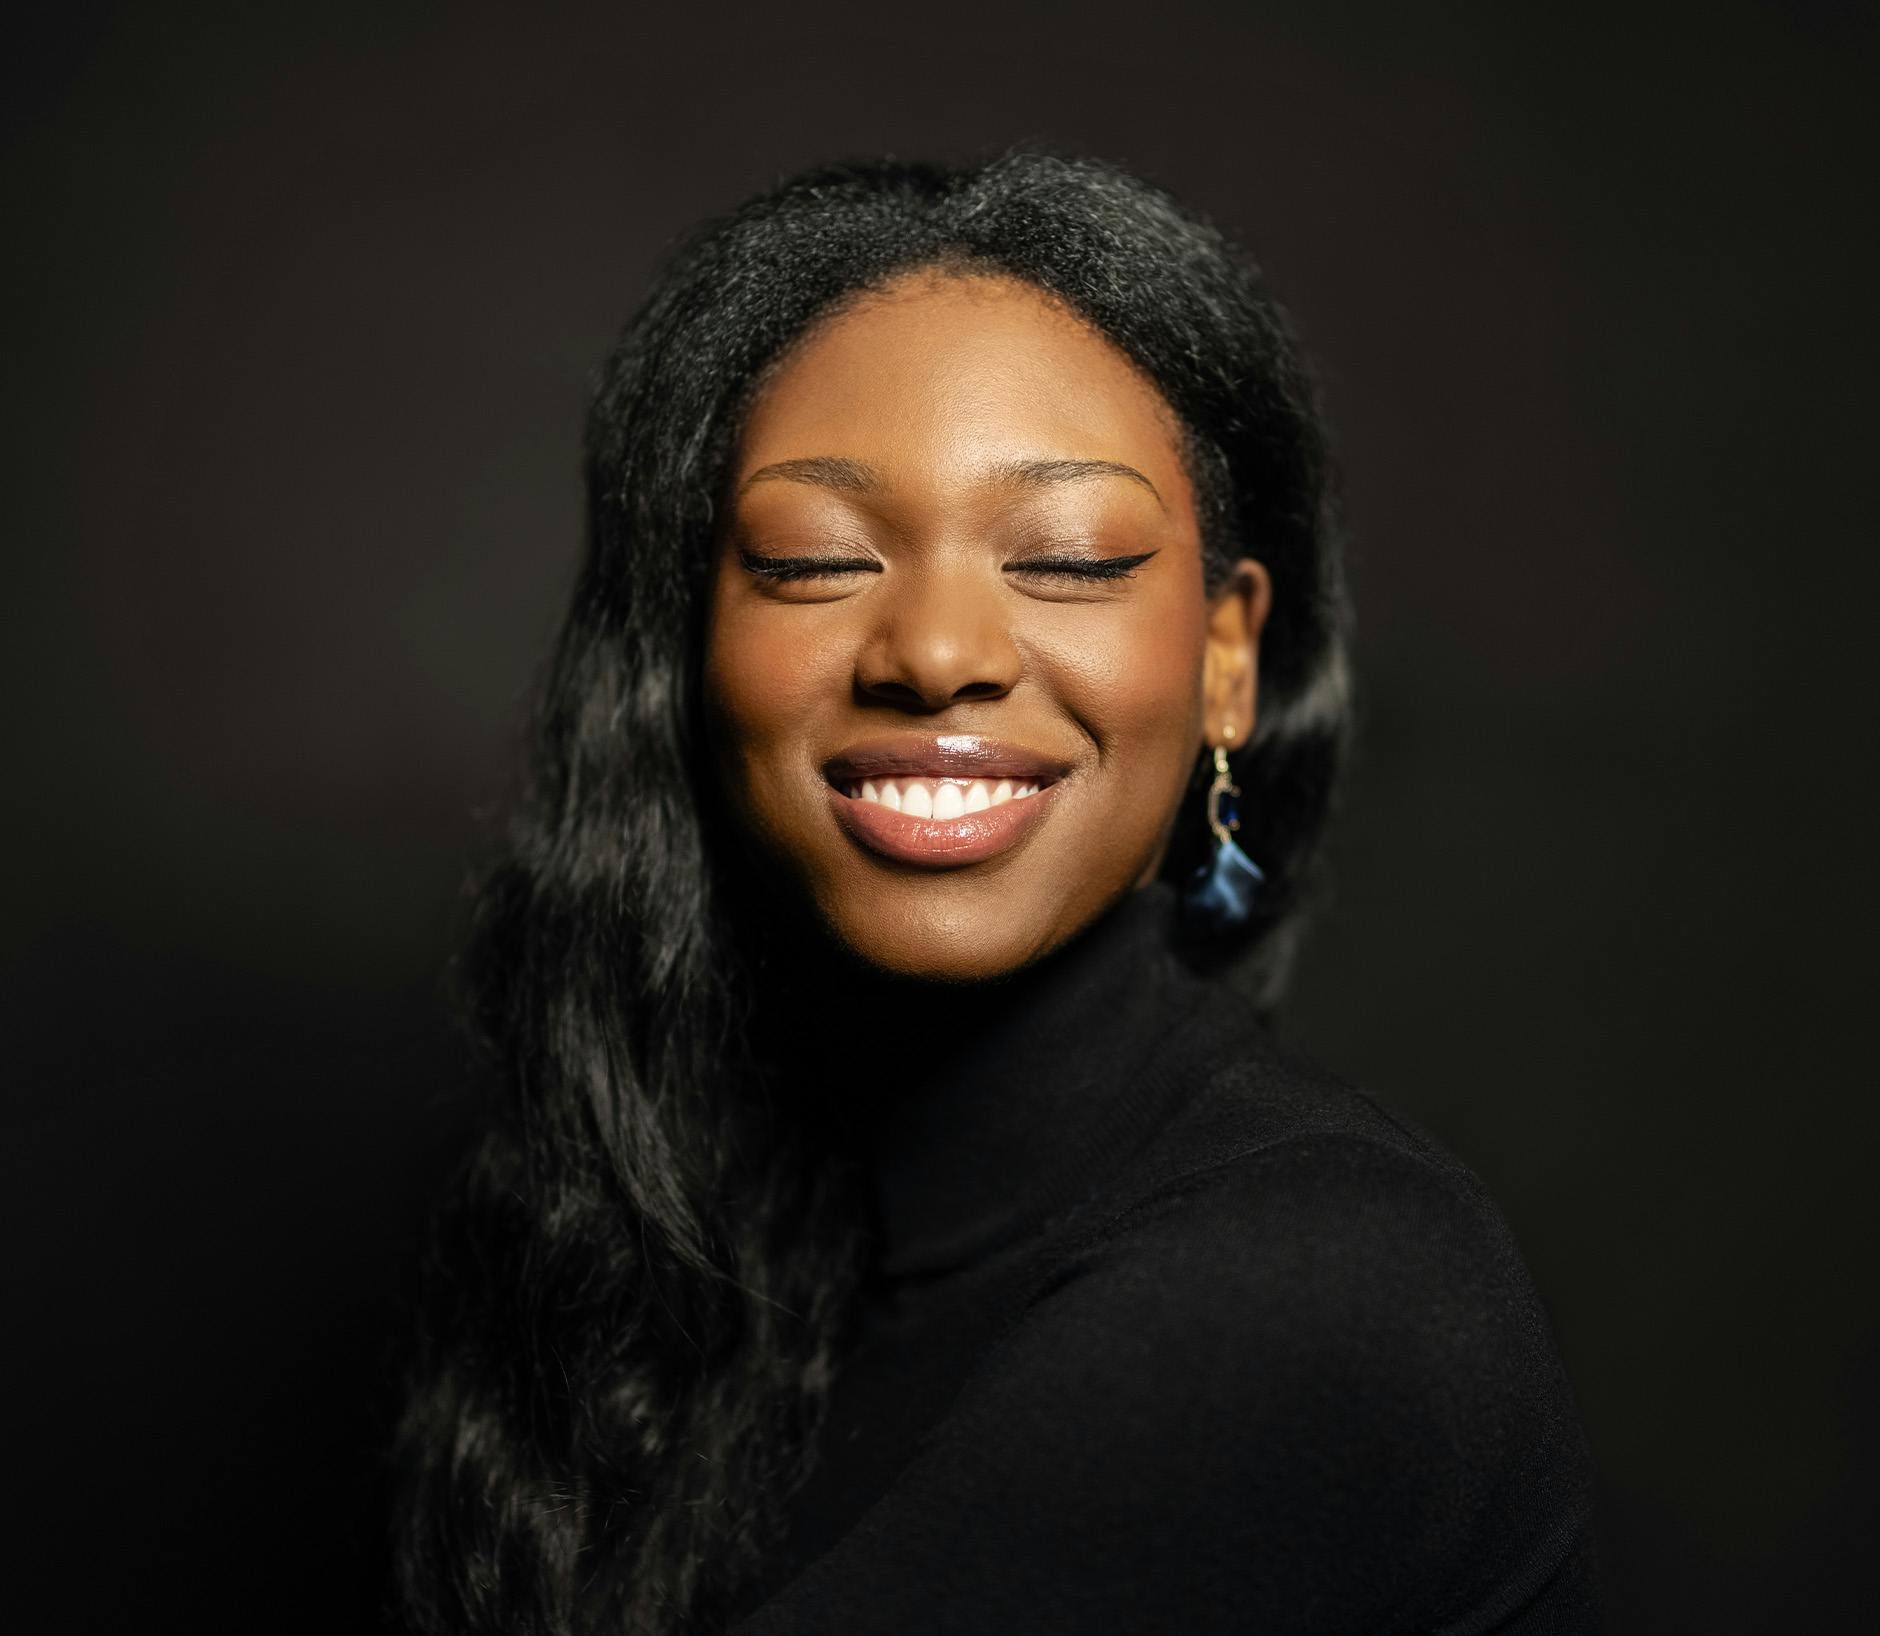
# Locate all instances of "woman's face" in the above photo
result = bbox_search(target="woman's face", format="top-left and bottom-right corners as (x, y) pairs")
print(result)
(703, 270), (1268, 981)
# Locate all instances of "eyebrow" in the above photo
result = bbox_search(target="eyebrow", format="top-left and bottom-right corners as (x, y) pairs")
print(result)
(737, 454), (1164, 509)
(737, 455), (875, 495)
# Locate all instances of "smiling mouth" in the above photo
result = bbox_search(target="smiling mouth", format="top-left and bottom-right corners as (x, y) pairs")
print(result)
(820, 737), (1069, 869)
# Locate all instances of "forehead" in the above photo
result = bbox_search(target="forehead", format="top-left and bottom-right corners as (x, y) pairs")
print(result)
(732, 271), (1190, 500)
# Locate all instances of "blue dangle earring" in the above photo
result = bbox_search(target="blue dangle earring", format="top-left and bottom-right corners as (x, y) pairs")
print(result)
(1183, 721), (1264, 933)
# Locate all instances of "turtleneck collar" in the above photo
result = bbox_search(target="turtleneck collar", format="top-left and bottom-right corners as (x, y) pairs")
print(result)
(758, 881), (1214, 1279)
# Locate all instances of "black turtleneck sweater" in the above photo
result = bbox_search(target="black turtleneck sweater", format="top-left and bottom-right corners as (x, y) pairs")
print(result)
(731, 882), (1598, 1633)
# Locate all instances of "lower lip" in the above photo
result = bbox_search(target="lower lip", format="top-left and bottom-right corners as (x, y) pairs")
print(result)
(826, 781), (1061, 869)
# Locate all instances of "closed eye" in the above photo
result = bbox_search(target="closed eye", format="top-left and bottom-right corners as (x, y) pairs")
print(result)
(739, 550), (883, 582)
(1004, 551), (1158, 581)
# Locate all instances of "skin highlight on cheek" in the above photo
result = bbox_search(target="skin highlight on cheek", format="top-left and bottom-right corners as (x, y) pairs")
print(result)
(702, 269), (1265, 981)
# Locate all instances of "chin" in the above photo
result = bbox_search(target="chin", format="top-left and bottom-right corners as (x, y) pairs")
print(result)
(815, 876), (1073, 984)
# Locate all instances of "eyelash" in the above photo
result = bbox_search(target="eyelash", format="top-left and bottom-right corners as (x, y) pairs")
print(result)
(1020, 552), (1157, 581)
(739, 553), (880, 582)
(739, 551), (1157, 582)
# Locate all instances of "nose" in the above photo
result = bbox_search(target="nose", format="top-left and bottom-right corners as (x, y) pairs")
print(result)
(854, 563), (1022, 712)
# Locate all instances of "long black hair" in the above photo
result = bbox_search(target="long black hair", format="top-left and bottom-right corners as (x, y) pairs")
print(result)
(391, 151), (1350, 1634)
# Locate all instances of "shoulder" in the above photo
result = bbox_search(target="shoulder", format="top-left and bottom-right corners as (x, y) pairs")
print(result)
(1073, 1108), (1586, 1506)
(1126, 993), (1475, 1194)
(1065, 1031), (1575, 1416)
(965, 1030), (1599, 1630)
(1092, 1041), (1539, 1352)
(1094, 998), (1529, 1304)
(1099, 1022), (1589, 1470)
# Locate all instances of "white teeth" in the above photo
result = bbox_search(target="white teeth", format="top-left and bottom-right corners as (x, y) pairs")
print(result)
(847, 775), (1050, 814)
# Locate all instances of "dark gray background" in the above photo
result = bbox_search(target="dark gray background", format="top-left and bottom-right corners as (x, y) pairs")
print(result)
(6, 2), (1875, 1629)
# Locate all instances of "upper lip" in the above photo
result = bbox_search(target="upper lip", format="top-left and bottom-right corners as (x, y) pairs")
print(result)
(823, 733), (1073, 786)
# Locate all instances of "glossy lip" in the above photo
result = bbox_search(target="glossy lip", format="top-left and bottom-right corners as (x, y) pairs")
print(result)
(821, 734), (1072, 870)
(822, 733), (1072, 787)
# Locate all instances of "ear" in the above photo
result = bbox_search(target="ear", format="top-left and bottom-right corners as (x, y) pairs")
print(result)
(1201, 558), (1271, 752)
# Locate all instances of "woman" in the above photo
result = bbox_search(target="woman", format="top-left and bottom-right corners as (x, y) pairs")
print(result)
(392, 154), (1597, 1634)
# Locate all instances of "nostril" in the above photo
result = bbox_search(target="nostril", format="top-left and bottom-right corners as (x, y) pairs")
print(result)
(861, 679), (925, 706)
(854, 680), (1009, 710)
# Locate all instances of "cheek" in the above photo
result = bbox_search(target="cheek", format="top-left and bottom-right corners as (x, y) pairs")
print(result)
(702, 589), (841, 820)
(1034, 597), (1208, 799)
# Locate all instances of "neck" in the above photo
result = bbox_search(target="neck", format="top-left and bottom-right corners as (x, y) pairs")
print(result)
(753, 882), (1206, 1276)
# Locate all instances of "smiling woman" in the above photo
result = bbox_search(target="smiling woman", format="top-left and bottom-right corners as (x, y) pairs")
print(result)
(391, 155), (1597, 1635)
